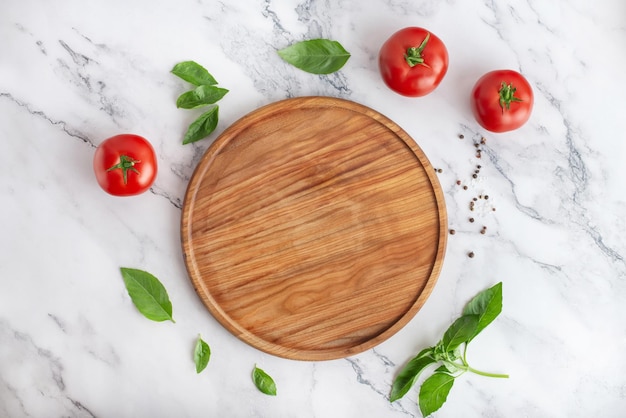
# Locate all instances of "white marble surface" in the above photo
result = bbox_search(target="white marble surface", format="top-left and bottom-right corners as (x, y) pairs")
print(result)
(1, 0), (625, 417)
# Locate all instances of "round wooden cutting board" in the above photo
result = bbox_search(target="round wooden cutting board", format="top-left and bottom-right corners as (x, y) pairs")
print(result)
(181, 97), (447, 361)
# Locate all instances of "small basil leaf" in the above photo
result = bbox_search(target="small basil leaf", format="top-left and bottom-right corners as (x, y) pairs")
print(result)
(183, 106), (219, 144)
(120, 268), (174, 323)
(389, 347), (435, 402)
(462, 282), (503, 341)
(440, 314), (479, 352)
(171, 61), (218, 86)
(447, 347), (461, 361)
(419, 372), (455, 417)
(176, 85), (229, 109)
(436, 363), (459, 374)
(194, 335), (211, 374)
(252, 365), (277, 396)
(277, 39), (351, 74)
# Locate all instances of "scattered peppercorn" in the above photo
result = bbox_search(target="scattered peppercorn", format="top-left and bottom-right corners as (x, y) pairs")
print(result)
(437, 168), (443, 173)
(450, 133), (496, 241)
(468, 251), (475, 258)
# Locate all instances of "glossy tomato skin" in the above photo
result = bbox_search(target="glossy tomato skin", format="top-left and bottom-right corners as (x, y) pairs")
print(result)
(93, 134), (157, 196)
(471, 70), (534, 133)
(378, 27), (449, 97)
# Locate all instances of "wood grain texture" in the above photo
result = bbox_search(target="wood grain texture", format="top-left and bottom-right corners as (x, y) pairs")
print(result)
(181, 97), (447, 360)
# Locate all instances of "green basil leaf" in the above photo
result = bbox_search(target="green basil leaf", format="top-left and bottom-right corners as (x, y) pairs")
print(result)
(120, 268), (174, 323)
(419, 372), (455, 417)
(277, 39), (351, 74)
(176, 85), (229, 109)
(389, 347), (435, 402)
(440, 314), (479, 352)
(171, 61), (218, 86)
(252, 365), (277, 396)
(183, 106), (219, 144)
(194, 335), (211, 374)
(462, 282), (503, 341)
(435, 363), (459, 374)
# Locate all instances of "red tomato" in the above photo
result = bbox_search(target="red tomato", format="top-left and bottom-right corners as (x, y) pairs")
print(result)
(93, 134), (157, 196)
(378, 27), (449, 97)
(471, 70), (534, 133)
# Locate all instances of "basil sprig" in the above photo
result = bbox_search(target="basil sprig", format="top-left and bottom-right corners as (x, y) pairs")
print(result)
(252, 365), (277, 396)
(171, 61), (229, 144)
(277, 39), (351, 74)
(119, 268), (175, 323)
(390, 282), (507, 417)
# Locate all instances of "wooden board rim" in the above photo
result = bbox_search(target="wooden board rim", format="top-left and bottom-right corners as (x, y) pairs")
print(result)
(181, 96), (447, 361)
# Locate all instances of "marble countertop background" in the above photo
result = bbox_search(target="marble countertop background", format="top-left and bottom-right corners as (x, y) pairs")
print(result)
(1, 0), (625, 417)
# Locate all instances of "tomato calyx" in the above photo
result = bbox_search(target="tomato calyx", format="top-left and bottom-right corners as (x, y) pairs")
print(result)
(107, 155), (141, 185)
(498, 82), (523, 112)
(404, 32), (431, 68)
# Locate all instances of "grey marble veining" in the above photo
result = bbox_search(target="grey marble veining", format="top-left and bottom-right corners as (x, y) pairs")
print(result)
(1, 0), (625, 417)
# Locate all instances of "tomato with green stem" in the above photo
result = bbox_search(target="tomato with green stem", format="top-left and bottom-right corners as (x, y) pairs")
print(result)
(471, 69), (534, 133)
(378, 27), (449, 97)
(93, 134), (157, 196)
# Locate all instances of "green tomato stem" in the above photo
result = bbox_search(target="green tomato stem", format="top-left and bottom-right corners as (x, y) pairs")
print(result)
(498, 82), (523, 112)
(404, 33), (431, 68)
(107, 155), (140, 185)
